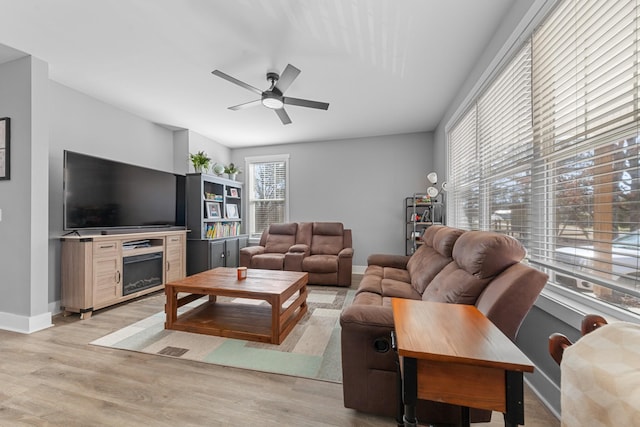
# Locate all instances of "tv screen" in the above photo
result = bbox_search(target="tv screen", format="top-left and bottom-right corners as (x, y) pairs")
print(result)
(64, 151), (184, 231)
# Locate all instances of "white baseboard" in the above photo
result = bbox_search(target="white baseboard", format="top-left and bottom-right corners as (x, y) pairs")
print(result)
(0, 310), (53, 334)
(49, 300), (62, 316)
(524, 368), (561, 420)
(352, 265), (366, 274)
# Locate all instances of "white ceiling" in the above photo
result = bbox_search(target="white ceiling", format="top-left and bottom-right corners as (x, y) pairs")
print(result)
(0, 0), (514, 148)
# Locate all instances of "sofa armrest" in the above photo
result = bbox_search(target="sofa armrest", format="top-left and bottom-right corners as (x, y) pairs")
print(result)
(284, 251), (306, 271)
(288, 243), (310, 254)
(239, 245), (265, 267)
(240, 245), (265, 256)
(337, 248), (354, 286)
(338, 247), (354, 258)
(367, 253), (410, 269)
(340, 304), (395, 328)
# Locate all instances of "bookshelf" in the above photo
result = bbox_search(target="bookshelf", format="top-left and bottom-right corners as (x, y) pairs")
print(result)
(186, 173), (248, 274)
(406, 194), (444, 255)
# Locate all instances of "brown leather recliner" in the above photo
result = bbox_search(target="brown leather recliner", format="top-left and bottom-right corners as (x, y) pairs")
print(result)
(239, 222), (298, 270)
(299, 222), (353, 287)
(340, 226), (548, 424)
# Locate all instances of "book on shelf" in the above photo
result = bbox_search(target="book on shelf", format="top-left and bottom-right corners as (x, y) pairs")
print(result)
(204, 192), (224, 202)
(205, 221), (241, 239)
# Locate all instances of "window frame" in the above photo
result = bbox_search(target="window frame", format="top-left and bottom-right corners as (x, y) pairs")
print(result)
(244, 154), (290, 240)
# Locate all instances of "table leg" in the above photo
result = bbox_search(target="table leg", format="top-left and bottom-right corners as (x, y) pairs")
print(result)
(271, 296), (280, 344)
(503, 370), (524, 427)
(402, 356), (418, 427)
(391, 331), (404, 427)
(461, 406), (470, 427)
(164, 285), (177, 328)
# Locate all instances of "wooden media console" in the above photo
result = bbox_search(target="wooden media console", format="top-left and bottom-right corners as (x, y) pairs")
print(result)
(60, 229), (187, 319)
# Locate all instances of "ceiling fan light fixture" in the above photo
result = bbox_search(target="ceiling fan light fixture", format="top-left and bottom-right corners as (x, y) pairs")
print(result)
(261, 93), (284, 109)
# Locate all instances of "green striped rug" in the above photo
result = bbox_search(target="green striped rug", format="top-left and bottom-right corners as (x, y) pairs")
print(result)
(91, 288), (354, 383)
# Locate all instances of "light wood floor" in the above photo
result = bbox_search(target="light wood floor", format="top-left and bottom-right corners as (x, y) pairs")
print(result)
(0, 289), (559, 426)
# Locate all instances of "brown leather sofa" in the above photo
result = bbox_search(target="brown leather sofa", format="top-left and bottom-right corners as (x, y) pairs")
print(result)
(240, 222), (353, 286)
(340, 225), (548, 424)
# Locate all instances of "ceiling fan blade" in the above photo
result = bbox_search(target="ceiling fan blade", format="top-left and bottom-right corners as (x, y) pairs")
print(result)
(275, 108), (292, 125)
(283, 97), (329, 110)
(212, 70), (262, 95)
(274, 64), (301, 94)
(228, 99), (262, 111)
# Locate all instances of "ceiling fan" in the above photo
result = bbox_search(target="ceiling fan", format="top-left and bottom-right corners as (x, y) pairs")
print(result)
(211, 64), (329, 125)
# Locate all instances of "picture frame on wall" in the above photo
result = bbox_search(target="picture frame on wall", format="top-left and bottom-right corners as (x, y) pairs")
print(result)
(225, 203), (239, 219)
(0, 117), (10, 180)
(205, 202), (221, 219)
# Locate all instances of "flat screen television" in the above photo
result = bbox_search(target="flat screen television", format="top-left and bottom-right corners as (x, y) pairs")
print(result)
(63, 150), (185, 231)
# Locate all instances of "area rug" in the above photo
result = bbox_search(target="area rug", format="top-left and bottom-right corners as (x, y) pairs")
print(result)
(90, 287), (355, 384)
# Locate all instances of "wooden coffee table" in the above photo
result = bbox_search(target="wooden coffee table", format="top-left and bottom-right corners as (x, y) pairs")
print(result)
(164, 267), (308, 344)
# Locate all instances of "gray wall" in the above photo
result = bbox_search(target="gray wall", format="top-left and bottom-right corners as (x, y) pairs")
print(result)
(232, 132), (434, 267)
(183, 130), (230, 174)
(0, 55), (51, 332)
(47, 81), (178, 310)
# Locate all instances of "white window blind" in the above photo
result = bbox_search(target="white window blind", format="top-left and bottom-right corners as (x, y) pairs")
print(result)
(530, 0), (640, 303)
(448, 106), (478, 230)
(478, 42), (533, 239)
(447, 0), (640, 312)
(448, 42), (532, 236)
(246, 155), (289, 238)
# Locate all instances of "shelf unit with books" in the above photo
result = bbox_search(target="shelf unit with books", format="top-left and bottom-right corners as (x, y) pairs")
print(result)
(405, 194), (444, 255)
(186, 173), (248, 274)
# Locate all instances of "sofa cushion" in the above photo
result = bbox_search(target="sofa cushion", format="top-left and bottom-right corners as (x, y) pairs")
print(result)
(421, 230), (526, 304)
(364, 265), (384, 277)
(381, 279), (421, 300)
(406, 227), (465, 294)
(452, 231), (525, 279)
(302, 254), (338, 273)
(420, 224), (446, 247)
(264, 223), (298, 253)
(422, 262), (491, 304)
(383, 267), (411, 283)
(251, 253), (286, 270)
(310, 222), (345, 255)
(356, 273), (383, 295)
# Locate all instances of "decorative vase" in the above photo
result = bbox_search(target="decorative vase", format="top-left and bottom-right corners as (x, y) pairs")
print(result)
(227, 173), (237, 181)
(194, 165), (203, 173)
(213, 164), (225, 176)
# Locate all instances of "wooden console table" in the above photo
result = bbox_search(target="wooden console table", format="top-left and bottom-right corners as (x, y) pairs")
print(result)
(391, 298), (534, 427)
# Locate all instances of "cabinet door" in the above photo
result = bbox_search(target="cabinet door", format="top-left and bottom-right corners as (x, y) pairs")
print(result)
(165, 234), (185, 283)
(92, 241), (122, 307)
(225, 238), (240, 268)
(208, 240), (226, 268)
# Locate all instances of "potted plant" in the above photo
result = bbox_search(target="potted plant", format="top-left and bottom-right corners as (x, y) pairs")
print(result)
(224, 163), (242, 180)
(189, 151), (211, 173)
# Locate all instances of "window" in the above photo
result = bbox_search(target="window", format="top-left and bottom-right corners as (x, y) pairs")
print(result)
(245, 155), (289, 238)
(447, 0), (640, 315)
(531, 0), (640, 313)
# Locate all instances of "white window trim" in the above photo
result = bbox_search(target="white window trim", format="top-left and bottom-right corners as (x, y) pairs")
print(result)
(244, 154), (290, 242)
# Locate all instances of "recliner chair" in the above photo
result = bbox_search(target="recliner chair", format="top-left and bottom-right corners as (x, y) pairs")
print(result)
(239, 222), (298, 270)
